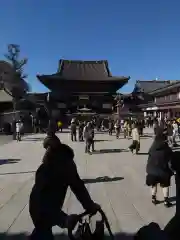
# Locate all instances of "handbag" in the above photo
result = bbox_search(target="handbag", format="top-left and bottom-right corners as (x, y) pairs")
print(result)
(68, 209), (114, 240)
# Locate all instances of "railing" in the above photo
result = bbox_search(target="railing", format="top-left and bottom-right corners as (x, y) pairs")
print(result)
(156, 94), (179, 103)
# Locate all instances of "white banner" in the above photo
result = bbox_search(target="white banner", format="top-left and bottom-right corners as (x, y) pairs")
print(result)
(103, 103), (112, 109)
(57, 103), (66, 108)
(79, 95), (89, 100)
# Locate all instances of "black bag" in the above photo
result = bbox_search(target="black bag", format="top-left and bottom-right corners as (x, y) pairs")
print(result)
(68, 209), (114, 240)
(135, 222), (169, 240)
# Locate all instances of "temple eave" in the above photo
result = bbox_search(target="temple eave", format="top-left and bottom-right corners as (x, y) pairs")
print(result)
(36, 74), (129, 82)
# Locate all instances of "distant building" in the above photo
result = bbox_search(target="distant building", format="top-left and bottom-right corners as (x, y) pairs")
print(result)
(134, 80), (180, 119)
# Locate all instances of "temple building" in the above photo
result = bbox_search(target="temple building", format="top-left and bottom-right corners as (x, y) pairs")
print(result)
(37, 59), (130, 121)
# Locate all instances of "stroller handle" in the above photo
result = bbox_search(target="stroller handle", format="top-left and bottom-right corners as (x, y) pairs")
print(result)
(68, 208), (114, 240)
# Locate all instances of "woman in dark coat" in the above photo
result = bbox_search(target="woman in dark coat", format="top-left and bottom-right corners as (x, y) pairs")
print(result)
(29, 134), (100, 239)
(146, 129), (173, 207)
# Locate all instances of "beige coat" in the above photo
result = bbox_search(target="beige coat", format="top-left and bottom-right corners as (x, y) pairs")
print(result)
(132, 128), (140, 142)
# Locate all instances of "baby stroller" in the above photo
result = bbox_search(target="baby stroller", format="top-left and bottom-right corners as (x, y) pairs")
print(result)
(68, 208), (114, 240)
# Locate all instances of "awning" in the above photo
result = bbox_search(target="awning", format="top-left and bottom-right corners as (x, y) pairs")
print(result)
(78, 107), (92, 111)
(146, 106), (159, 111)
(75, 112), (96, 115)
(158, 105), (180, 110)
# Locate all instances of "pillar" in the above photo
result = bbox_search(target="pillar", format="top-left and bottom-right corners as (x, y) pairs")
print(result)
(167, 110), (170, 119)
(116, 101), (121, 120)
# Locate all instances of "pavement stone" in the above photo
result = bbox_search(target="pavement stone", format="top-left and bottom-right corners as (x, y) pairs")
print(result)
(0, 129), (176, 238)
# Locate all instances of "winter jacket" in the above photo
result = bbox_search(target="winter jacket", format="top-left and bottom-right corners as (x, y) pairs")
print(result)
(29, 135), (94, 227)
(132, 128), (140, 142)
(70, 123), (76, 133)
(83, 126), (94, 140)
(146, 138), (173, 178)
(167, 124), (173, 136)
(173, 123), (178, 133)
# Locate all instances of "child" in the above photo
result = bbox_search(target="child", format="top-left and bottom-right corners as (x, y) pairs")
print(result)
(129, 123), (140, 154)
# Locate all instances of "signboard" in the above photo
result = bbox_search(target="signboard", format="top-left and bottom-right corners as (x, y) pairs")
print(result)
(57, 103), (66, 108)
(178, 92), (180, 99)
(79, 95), (89, 100)
(103, 103), (112, 109)
(146, 106), (158, 111)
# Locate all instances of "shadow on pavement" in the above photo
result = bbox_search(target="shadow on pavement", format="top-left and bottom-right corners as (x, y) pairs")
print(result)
(136, 152), (148, 155)
(140, 137), (153, 140)
(57, 130), (70, 133)
(0, 170), (35, 176)
(83, 176), (124, 184)
(94, 139), (112, 142)
(141, 134), (153, 138)
(23, 137), (44, 142)
(0, 232), (134, 239)
(93, 149), (129, 154)
(95, 131), (109, 135)
(0, 159), (21, 165)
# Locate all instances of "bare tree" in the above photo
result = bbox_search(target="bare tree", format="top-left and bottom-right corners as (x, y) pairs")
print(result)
(3, 44), (30, 139)
(4, 44), (28, 79)
(4, 44), (29, 110)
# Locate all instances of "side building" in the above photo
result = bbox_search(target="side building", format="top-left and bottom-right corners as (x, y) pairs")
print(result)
(135, 80), (180, 119)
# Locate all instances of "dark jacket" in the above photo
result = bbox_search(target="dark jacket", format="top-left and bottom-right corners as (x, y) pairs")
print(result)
(108, 121), (113, 129)
(167, 124), (173, 136)
(79, 122), (84, 132)
(146, 137), (173, 178)
(70, 123), (76, 133)
(29, 135), (94, 227)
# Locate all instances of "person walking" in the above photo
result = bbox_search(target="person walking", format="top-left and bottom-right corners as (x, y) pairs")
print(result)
(83, 122), (94, 154)
(139, 120), (144, 136)
(123, 120), (128, 139)
(153, 119), (159, 136)
(128, 123), (140, 154)
(57, 120), (63, 132)
(146, 129), (174, 207)
(12, 118), (16, 140)
(78, 121), (84, 141)
(70, 119), (77, 141)
(167, 121), (173, 146)
(108, 119), (113, 135)
(172, 120), (178, 146)
(29, 133), (100, 239)
(127, 120), (132, 139)
(114, 120), (120, 139)
(16, 119), (23, 141)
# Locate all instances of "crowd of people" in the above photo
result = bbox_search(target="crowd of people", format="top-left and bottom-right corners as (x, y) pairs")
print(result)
(70, 118), (95, 154)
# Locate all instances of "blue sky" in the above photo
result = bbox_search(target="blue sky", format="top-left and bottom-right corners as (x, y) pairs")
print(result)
(0, 0), (180, 93)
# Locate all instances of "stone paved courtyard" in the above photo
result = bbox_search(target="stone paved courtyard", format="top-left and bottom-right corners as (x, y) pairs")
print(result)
(0, 129), (176, 239)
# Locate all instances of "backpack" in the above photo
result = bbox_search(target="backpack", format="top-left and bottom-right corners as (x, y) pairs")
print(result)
(68, 209), (114, 240)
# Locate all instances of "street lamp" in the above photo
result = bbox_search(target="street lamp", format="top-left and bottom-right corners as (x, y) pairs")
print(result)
(115, 94), (124, 119)
(0, 72), (5, 89)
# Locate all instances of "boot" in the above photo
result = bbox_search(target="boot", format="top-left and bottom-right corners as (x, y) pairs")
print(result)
(164, 198), (172, 208)
(152, 195), (158, 205)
